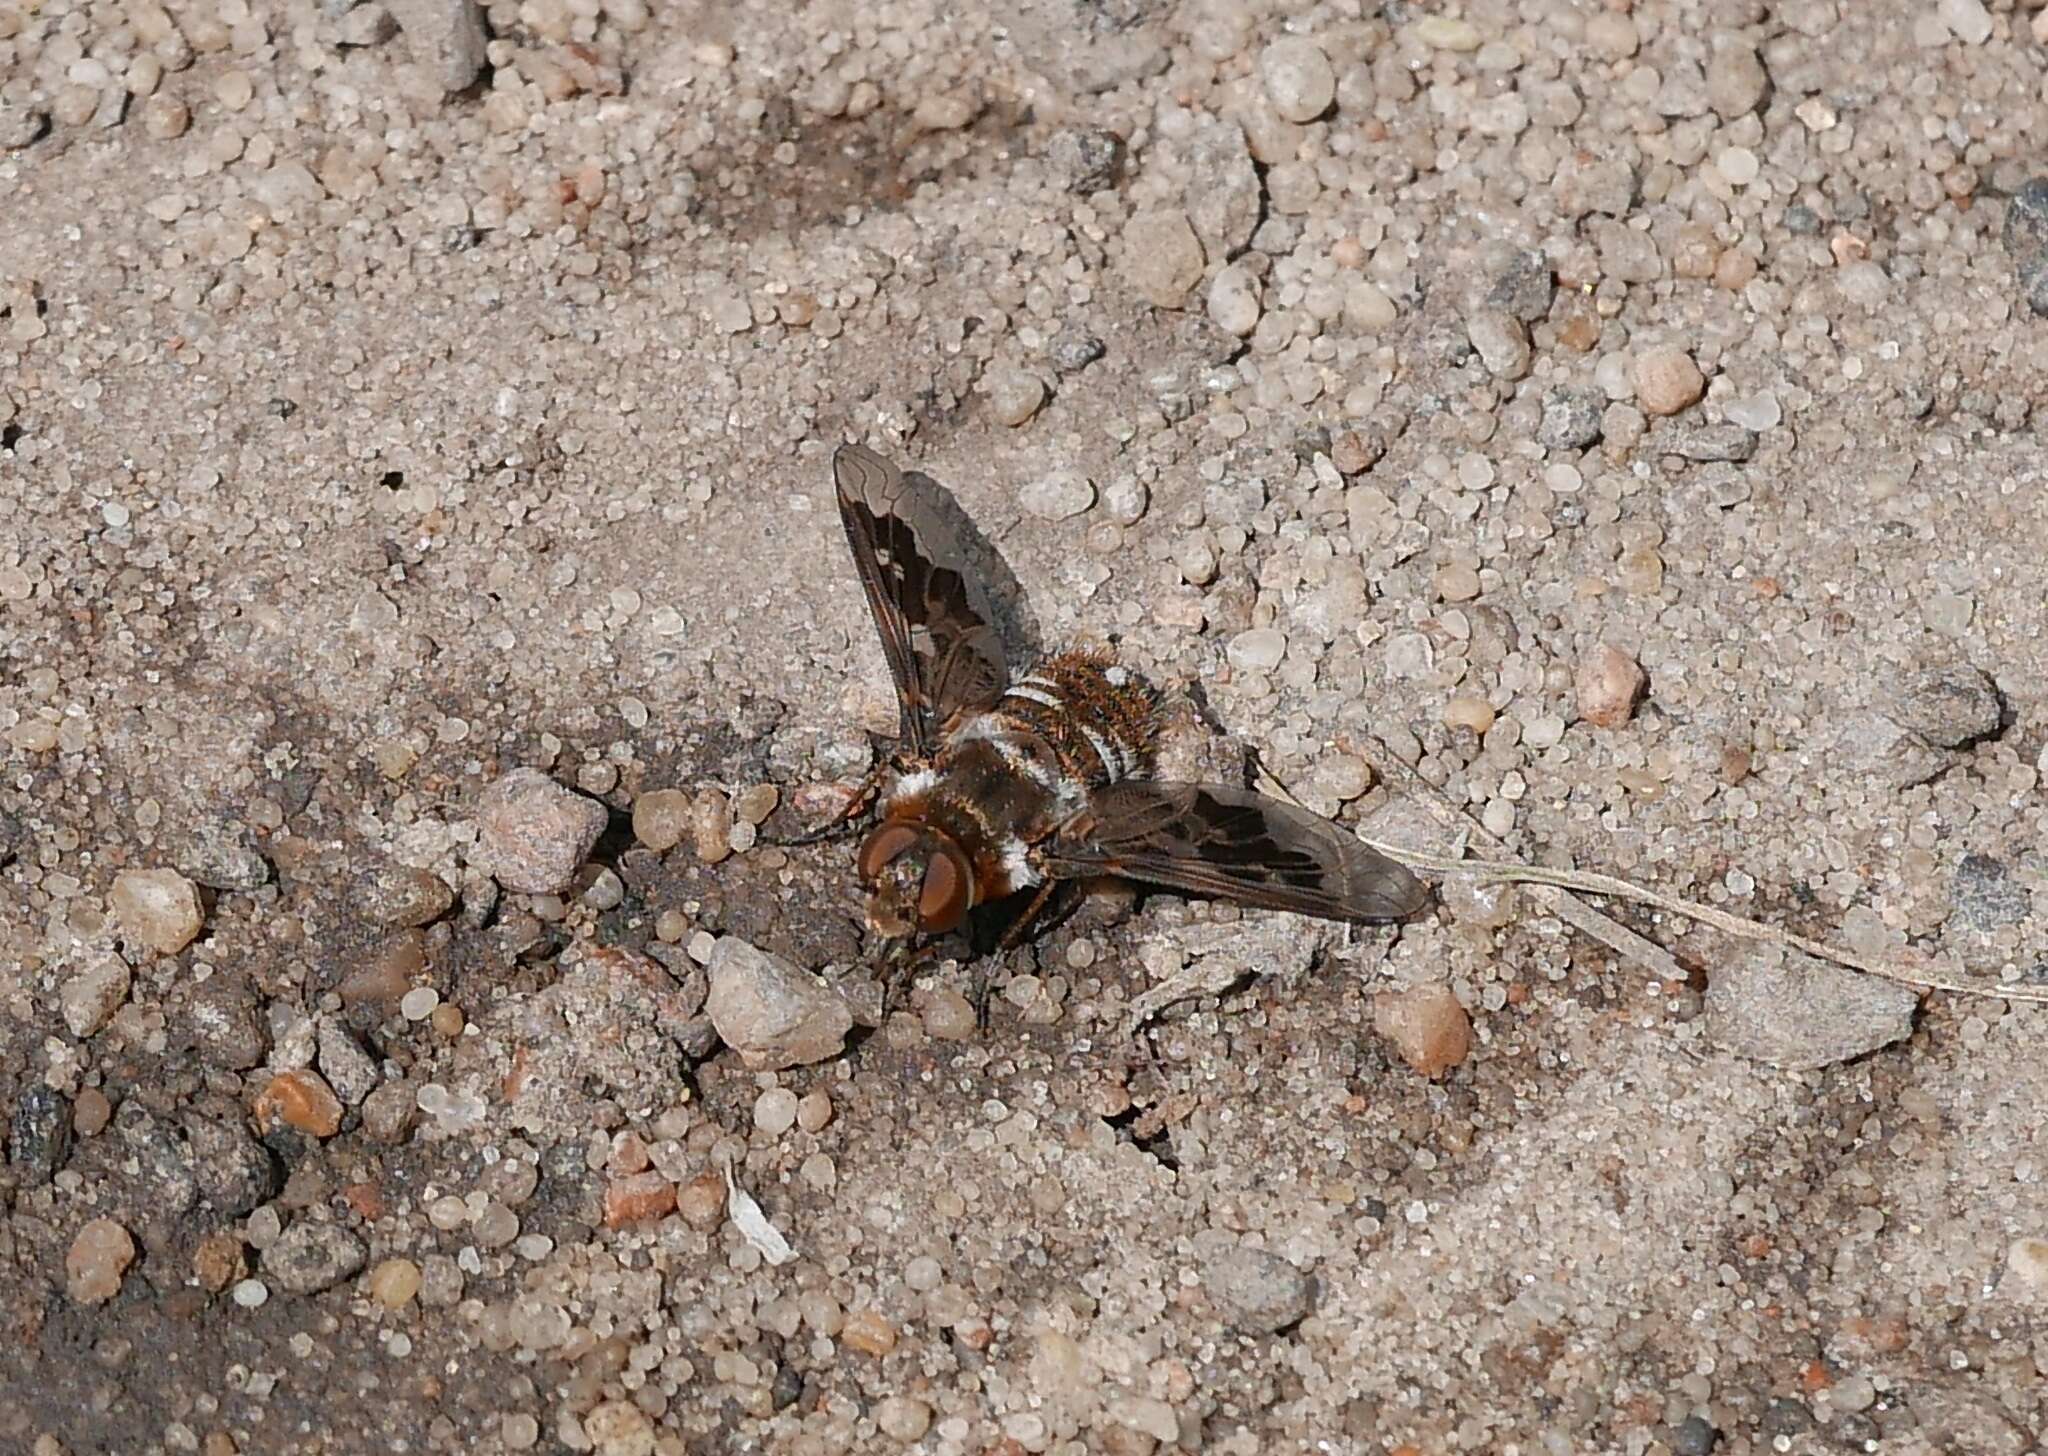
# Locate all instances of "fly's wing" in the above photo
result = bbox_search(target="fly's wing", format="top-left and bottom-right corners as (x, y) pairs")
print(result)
(1042, 782), (1429, 924)
(832, 443), (1010, 755)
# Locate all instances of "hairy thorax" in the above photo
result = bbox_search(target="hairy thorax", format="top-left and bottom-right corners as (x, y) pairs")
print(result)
(878, 650), (1157, 904)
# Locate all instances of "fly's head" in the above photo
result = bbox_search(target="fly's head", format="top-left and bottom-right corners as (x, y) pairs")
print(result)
(856, 819), (975, 941)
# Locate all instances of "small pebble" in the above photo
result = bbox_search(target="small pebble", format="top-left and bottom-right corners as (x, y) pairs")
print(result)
(1706, 42), (1768, 118)
(1897, 666), (2002, 748)
(1202, 1243), (1315, 1333)
(1226, 628), (1287, 673)
(1466, 310), (1532, 379)
(1705, 945), (1917, 1069)
(110, 867), (205, 954)
(1121, 210), (1206, 308)
(192, 1230), (245, 1291)
(230, 1278), (270, 1309)
(1260, 37), (1335, 122)
(213, 70), (253, 110)
(1100, 476), (1148, 525)
(255, 1069), (343, 1138)
(632, 787), (693, 851)
(2004, 1238), (2048, 1298)
(1663, 424), (1756, 462)
(1048, 128), (1124, 194)
(581, 865), (625, 910)
(676, 1171), (725, 1228)
(1723, 392), (1781, 431)
(60, 957), (131, 1037)
(920, 988), (977, 1041)
(1632, 347), (1706, 416)
(1575, 644), (1646, 729)
(1939, 0), (1993, 45)
(260, 1221), (367, 1293)
(368, 1258), (422, 1309)
(1050, 324), (1105, 373)
(691, 790), (734, 863)
(1444, 697), (1496, 734)
(476, 768), (608, 894)
(1435, 564), (1481, 602)
(1206, 264), (1261, 336)
(72, 1087), (111, 1137)
(339, 930), (426, 1008)
(604, 1171), (677, 1228)
(352, 865), (454, 929)
(1538, 389), (1603, 450)
(399, 985), (440, 1021)
(1372, 986), (1473, 1078)
(8, 1086), (73, 1185)
(1414, 15), (1482, 50)
(141, 94), (188, 139)
(584, 1400), (657, 1456)
(387, 0), (491, 94)
(986, 366), (1047, 427)
(1671, 1415), (1719, 1456)
(753, 1087), (800, 1135)
(705, 937), (852, 1070)
(1311, 754), (1372, 802)
(876, 1396), (934, 1441)
(1019, 469), (1095, 520)
(66, 1217), (136, 1305)
(796, 1090), (834, 1133)
(734, 783), (780, 825)
(840, 1308), (898, 1356)
(2003, 178), (2048, 317)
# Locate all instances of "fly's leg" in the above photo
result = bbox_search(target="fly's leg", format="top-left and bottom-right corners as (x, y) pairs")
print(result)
(764, 740), (897, 848)
(876, 936), (942, 1021)
(995, 880), (1062, 953)
(969, 880), (1067, 1030)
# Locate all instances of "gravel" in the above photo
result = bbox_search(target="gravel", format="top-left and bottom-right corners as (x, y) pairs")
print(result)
(7, 0), (2048, 1449)
(475, 768), (609, 894)
(59, 957), (131, 1037)
(260, 1222), (368, 1295)
(1371, 985), (1474, 1078)
(2005, 178), (2048, 317)
(705, 936), (853, 1071)
(108, 868), (204, 954)
(1017, 468), (1095, 521)
(1705, 946), (1920, 1070)
(1200, 1242), (1317, 1334)
(65, 1218), (136, 1305)
(8, 1087), (73, 1186)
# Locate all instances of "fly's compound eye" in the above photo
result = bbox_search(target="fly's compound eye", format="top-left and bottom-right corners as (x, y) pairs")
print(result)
(916, 845), (971, 934)
(857, 823), (919, 883)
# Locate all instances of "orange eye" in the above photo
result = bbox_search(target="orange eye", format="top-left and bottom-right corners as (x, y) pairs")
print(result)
(917, 847), (971, 933)
(857, 823), (919, 882)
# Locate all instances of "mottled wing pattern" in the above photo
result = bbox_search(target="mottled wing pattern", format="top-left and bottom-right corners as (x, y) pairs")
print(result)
(1042, 782), (1429, 924)
(833, 444), (1010, 754)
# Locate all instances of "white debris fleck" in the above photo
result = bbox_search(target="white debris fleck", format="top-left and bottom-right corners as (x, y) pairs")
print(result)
(723, 1157), (795, 1266)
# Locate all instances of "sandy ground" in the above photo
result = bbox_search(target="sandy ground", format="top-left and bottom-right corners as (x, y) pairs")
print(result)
(5, 0), (2048, 1452)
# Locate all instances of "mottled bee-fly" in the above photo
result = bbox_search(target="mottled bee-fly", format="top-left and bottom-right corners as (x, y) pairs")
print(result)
(808, 443), (1429, 960)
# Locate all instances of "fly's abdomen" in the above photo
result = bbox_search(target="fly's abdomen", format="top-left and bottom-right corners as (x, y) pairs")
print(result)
(996, 649), (1156, 789)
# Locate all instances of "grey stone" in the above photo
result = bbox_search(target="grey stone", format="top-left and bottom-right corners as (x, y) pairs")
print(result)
(705, 937), (852, 1071)
(185, 1108), (282, 1215)
(476, 767), (609, 894)
(261, 1221), (368, 1293)
(1201, 1242), (1316, 1333)
(388, 0), (487, 93)
(1897, 666), (2002, 748)
(8, 1086), (73, 1185)
(1705, 943), (1918, 1070)
(2004, 178), (2048, 317)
